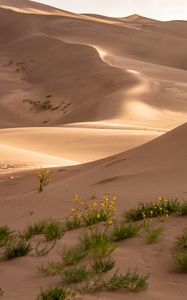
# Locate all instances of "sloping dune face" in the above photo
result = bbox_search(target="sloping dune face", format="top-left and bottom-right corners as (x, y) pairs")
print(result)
(0, 0), (187, 171)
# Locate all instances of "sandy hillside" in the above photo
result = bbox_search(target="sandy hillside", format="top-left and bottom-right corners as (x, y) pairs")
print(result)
(0, 0), (187, 299)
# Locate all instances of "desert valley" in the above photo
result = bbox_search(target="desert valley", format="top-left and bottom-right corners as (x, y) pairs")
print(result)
(0, 0), (187, 299)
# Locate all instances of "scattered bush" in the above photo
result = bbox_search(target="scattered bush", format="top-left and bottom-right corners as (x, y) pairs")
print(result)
(178, 202), (187, 215)
(81, 270), (148, 293)
(92, 257), (115, 274)
(36, 168), (51, 193)
(37, 287), (71, 300)
(111, 223), (140, 242)
(38, 262), (64, 276)
(79, 229), (114, 258)
(125, 197), (180, 222)
(176, 229), (187, 250)
(66, 194), (118, 228)
(23, 219), (64, 241)
(143, 225), (164, 244)
(63, 265), (90, 284)
(3, 237), (32, 260)
(0, 226), (12, 246)
(173, 251), (187, 273)
(65, 219), (81, 231)
(62, 246), (87, 266)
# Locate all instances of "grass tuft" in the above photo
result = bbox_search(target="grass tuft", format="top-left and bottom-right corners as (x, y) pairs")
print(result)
(37, 287), (71, 300)
(63, 265), (90, 284)
(3, 237), (32, 260)
(144, 225), (164, 244)
(111, 223), (140, 242)
(91, 257), (115, 274)
(0, 226), (12, 247)
(62, 246), (87, 266)
(38, 262), (64, 276)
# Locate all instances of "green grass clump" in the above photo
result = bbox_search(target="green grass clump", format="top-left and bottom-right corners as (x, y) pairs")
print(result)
(62, 246), (87, 266)
(111, 223), (140, 242)
(106, 271), (149, 292)
(0, 226), (12, 246)
(173, 251), (187, 273)
(63, 265), (90, 284)
(144, 225), (164, 244)
(125, 198), (180, 222)
(81, 270), (148, 293)
(38, 262), (64, 276)
(23, 219), (64, 241)
(79, 230), (114, 258)
(178, 202), (187, 215)
(3, 237), (32, 260)
(92, 257), (115, 274)
(65, 219), (81, 231)
(37, 287), (71, 300)
(176, 229), (187, 250)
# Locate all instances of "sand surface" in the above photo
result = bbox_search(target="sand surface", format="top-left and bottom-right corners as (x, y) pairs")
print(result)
(0, 1), (187, 299)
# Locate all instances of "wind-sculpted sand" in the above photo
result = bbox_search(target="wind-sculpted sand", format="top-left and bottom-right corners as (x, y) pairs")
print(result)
(0, 1), (187, 299)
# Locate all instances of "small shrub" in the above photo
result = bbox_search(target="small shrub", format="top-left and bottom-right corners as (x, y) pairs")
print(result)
(23, 219), (64, 241)
(173, 251), (187, 273)
(178, 202), (187, 215)
(36, 168), (51, 193)
(37, 287), (71, 300)
(62, 246), (87, 266)
(92, 257), (115, 274)
(144, 225), (164, 244)
(66, 194), (118, 228)
(3, 237), (32, 260)
(81, 270), (148, 293)
(65, 218), (81, 231)
(125, 197), (180, 222)
(79, 229), (114, 258)
(111, 223), (140, 242)
(106, 271), (149, 292)
(38, 262), (64, 276)
(176, 229), (187, 250)
(0, 226), (12, 246)
(63, 265), (90, 284)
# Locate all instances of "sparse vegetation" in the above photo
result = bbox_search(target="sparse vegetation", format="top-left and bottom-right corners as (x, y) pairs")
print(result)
(22, 219), (64, 241)
(125, 197), (180, 222)
(80, 270), (149, 293)
(36, 168), (51, 193)
(62, 265), (90, 284)
(143, 224), (164, 244)
(3, 237), (32, 260)
(172, 228), (187, 272)
(91, 257), (115, 274)
(62, 246), (87, 266)
(37, 287), (72, 300)
(66, 194), (118, 227)
(38, 262), (64, 276)
(0, 226), (12, 246)
(111, 222), (140, 242)
(176, 229), (187, 250)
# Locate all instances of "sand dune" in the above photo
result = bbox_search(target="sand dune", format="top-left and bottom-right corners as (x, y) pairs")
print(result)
(0, 1), (187, 299)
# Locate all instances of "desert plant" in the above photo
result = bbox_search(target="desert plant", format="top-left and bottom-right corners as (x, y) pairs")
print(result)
(62, 246), (87, 266)
(178, 202), (187, 215)
(79, 229), (114, 258)
(65, 218), (81, 231)
(143, 225), (164, 244)
(176, 229), (187, 250)
(91, 257), (115, 274)
(0, 226), (12, 246)
(125, 197), (180, 222)
(3, 237), (32, 260)
(22, 219), (64, 241)
(37, 287), (71, 300)
(80, 270), (148, 293)
(111, 223), (140, 242)
(173, 251), (187, 273)
(36, 168), (51, 192)
(63, 265), (90, 284)
(38, 262), (64, 276)
(66, 194), (118, 228)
